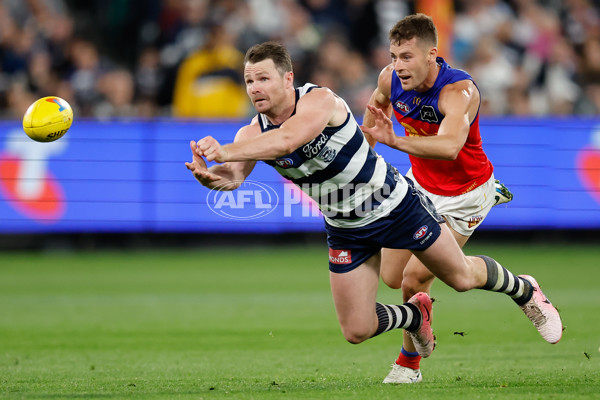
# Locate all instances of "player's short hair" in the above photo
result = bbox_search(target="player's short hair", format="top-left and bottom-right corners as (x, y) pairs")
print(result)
(389, 13), (438, 48)
(244, 41), (293, 76)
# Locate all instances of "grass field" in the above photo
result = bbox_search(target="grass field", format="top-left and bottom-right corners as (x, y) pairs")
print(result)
(0, 241), (599, 399)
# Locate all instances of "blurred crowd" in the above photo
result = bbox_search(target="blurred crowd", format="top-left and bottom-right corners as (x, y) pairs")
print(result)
(1, 0), (600, 120)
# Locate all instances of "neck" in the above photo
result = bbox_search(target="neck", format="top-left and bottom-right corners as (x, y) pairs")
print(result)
(265, 89), (296, 125)
(416, 63), (441, 93)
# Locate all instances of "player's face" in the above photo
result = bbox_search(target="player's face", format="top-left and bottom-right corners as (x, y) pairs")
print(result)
(244, 59), (292, 115)
(390, 38), (437, 92)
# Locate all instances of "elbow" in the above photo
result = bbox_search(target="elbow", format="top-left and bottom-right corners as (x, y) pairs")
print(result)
(444, 152), (459, 161)
(261, 141), (295, 160)
(269, 145), (294, 160)
(281, 143), (297, 157)
(440, 146), (462, 161)
(277, 137), (298, 158)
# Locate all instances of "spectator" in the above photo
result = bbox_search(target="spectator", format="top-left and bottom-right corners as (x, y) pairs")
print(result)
(466, 35), (515, 115)
(171, 23), (249, 118)
(95, 68), (137, 119)
(67, 39), (108, 117)
(134, 46), (168, 115)
(1, 0), (600, 119)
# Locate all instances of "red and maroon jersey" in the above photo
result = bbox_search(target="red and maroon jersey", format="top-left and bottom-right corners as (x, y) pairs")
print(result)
(390, 57), (493, 196)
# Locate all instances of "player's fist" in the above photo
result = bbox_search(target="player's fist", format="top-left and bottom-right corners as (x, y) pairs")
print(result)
(197, 136), (228, 163)
(185, 140), (222, 187)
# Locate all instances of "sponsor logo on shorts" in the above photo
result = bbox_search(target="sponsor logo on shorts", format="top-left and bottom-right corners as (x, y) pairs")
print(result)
(329, 249), (352, 264)
(413, 225), (428, 240)
(419, 231), (434, 245)
(468, 215), (484, 228)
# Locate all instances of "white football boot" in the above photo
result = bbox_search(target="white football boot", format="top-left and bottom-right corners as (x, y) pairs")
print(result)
(382, 364), (422, 384)
(494, 179), (514, 206)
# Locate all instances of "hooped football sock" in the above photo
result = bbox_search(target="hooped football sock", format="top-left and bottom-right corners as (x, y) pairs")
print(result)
(372, 302), (420, 338)
(395, 346), (421, 370)
(478, 255), (533, 305)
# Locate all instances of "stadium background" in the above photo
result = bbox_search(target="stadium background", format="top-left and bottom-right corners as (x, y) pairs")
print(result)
(1, 2), (599, 399)
(0, 0), (599, 247)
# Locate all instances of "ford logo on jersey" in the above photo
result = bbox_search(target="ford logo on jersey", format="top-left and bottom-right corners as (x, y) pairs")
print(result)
(413, 225), (428, 240)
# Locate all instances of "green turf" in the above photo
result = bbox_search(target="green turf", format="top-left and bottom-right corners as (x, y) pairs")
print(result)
(0, 242), (598, 399)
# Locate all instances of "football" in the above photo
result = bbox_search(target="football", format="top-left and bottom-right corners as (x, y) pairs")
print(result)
(23, 96), (74, 142)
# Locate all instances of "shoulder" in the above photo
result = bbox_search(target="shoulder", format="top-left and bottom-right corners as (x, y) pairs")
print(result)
(234, 116), (262, 141)
(377, 64), (394, 97)
(439, 79), (479, 103)
(438, 79), (480, 118)
(297, 85), (338, 106)
(296, 86), (347, 126)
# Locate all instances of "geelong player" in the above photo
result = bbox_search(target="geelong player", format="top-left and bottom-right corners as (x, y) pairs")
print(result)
(186, 42), (562, 379)
(361, 14), (514, 384)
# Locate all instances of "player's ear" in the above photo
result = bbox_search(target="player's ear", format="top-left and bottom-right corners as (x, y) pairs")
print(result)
(284, 71), (294, 88)
(428, 47), (438, 64)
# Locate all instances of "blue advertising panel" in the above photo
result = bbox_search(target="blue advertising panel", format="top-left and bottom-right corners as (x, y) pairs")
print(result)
(0, 117), (599, 233)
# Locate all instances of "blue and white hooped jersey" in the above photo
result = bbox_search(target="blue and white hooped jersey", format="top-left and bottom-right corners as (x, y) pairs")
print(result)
(260, 83), (408, 228)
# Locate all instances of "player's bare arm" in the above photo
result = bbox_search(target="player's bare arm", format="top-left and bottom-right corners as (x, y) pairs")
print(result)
(186, 123), (258, 190)
(362, 65), (394, 147)
(199, 88), (343, 162)
(434, 79), (479, 158)
(363, 80), (477, 161)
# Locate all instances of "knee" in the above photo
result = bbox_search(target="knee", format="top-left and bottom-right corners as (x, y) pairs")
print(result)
(340, 326), (371, 344)
(401, 270), (435, 300)
(400, 277), (420, 299)
(448, 279), (471, 293)
(381, 269), (402, 289)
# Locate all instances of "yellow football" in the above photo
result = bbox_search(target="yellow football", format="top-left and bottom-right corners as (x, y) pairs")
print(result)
(23, 96), (74, 142)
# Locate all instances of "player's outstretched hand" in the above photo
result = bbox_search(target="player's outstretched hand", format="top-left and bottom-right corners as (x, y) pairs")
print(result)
(196, 136), (229, 163)
(185, 140), (222, 187)
(361, 104), (397, 147)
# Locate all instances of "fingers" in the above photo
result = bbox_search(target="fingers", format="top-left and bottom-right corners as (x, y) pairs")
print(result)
(196, 136), (216, 154)
(195, 170), (221, 183)
(367, 104), (391, 122)
(185, 161), (220, 182)
(196, 136), (220, 161)
(185, 161), (198, 173)
(366, 104), (384, 117)
(190, 136), (226, 167)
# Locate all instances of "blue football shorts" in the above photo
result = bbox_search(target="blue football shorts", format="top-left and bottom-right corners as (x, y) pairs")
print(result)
(325, 178), (445, 273)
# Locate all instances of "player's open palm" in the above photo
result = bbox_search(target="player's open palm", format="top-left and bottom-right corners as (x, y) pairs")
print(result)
(361, 104), (397, 146)
(185, 140), (222, 187)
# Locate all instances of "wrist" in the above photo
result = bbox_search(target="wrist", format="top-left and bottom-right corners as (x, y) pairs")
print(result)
(391, 135), (403, 150)
(219, 145), (231, 162)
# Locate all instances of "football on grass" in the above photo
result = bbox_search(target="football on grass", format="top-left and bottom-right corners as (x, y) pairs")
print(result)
(23, 96), (73, 142)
